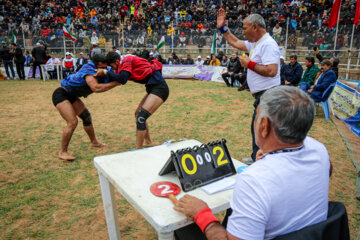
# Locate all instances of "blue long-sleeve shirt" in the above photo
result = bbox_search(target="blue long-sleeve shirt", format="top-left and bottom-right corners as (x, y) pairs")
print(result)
(284, 62), (303, 86)
(311, 69), (336, 102)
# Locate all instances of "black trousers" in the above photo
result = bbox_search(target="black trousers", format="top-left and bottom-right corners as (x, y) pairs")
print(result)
(250, 91), (265, 160)
(174, 209), (233, 240)
(32, 61), (43, 79)
(234, 73), (248, 89)
(16, 62), (25, 80)
(221, 72), (235, 86)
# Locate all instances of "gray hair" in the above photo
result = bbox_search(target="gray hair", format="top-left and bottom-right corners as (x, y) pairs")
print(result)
(244, 14), (266, 29)
(257, 86), (315, 145)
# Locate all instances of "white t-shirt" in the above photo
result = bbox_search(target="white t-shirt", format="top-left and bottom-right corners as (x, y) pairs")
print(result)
(195, 60), (204, 66)
(245, 33), (280, 93)
(46, 58), (60, 65)
(227, 136), (329, 240)
(46, 58), (60, 71)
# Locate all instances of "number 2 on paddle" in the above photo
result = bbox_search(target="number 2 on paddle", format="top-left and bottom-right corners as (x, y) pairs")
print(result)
(213, 146), (228, 166)
(157, 184), (174, 195)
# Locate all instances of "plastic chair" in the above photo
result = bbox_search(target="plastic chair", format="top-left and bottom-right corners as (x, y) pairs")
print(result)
(319, 82), (336, 121)
(274, 201), (350, 240)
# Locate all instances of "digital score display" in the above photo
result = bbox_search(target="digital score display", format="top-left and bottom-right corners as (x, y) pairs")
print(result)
(159, 139), (236, 192)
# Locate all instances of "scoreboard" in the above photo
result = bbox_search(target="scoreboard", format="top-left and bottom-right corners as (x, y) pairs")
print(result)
(159, 139), (236, 192)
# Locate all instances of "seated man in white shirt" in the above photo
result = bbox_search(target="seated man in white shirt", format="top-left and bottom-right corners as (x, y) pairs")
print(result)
(46, 53), (61, 79)
(174, 86), (330, 240)
(62, 52), (76, 78)
(195, 56), (204, 66)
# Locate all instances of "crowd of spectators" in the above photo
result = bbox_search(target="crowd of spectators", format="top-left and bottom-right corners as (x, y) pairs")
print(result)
(0, 0), (360, 53)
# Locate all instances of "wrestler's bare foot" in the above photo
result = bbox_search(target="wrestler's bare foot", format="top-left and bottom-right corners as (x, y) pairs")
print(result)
(144, 138), (153, 146)
(91, 142), (107, 148)
(58, 151), (75, 161)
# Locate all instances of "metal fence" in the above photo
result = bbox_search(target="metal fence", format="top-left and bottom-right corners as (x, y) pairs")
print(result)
(8, 24), (360, 81)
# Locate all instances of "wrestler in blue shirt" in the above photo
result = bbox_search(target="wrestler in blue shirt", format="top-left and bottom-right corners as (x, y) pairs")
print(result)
(51, 54), (120, 161)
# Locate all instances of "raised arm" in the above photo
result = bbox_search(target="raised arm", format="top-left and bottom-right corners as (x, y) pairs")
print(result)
(85, 75), (120, 93)
(217, 8), (247, 51)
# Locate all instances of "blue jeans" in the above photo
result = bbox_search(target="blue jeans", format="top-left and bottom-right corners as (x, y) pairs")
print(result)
(4, 60), (15, 78)
(299, 82), (311, 92)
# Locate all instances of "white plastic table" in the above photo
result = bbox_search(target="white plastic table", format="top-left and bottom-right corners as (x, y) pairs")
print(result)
(94, 139), (246, 240)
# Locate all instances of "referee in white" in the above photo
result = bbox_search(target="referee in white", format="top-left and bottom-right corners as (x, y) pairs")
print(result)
(217, 9), (280, 164)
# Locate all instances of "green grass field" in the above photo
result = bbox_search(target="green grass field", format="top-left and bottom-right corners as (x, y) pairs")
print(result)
(0, 79), (359, 239)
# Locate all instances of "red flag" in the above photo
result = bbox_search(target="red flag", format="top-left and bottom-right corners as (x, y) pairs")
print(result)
(355, 0), (360, 26)
(328, 0), (342, 29)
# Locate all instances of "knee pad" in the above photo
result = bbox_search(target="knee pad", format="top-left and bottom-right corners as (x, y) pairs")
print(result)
(79, 108), (92, 126)
(136, 108), (151, 131)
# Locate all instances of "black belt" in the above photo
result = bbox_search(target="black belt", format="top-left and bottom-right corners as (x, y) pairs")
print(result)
(252, 90), (265, 99)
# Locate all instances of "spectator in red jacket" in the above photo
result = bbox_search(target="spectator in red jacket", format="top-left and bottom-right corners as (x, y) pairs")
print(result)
(41, 26), (51, 37)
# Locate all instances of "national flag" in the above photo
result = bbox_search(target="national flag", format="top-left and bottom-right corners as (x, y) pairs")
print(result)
(156, 36), (165, 50)
(211, 31), (217, 55)
(62, 25), (77, 42)
(328, 0), (342, 29)
(11, 32), (16, 44)
(354, 0), (360, 26)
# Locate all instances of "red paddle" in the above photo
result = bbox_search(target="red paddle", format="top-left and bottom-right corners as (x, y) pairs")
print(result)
(150, 181), (181, 205)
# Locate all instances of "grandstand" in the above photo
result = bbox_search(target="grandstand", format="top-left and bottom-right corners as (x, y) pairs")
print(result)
(1, 0), (360, 79)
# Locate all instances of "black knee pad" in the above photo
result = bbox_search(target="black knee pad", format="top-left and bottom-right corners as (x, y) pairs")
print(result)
(136, 108), (151, 131)
(79, 108), (92, 126)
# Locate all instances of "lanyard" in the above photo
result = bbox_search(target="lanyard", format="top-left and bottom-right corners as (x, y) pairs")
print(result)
(249, 33), (267, 59)
(267, 145), (304, 155)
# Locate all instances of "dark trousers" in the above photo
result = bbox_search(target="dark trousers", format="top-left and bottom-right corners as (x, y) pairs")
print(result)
(32, 61), (43, 79)
(174, 209), (233, 240)
(251, 91), (265, 160)
(15, 62), (25, 80)
(63, 68), (74, 78)
(48, 70), (58, 79)
(4, 60), (15, 78)
(221, 72), (235, 86)
(235, 73), (248, 89)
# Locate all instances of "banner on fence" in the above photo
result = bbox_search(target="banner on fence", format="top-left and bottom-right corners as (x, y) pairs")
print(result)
(330, 81), (360, 137)
(162, 65), (226, 83)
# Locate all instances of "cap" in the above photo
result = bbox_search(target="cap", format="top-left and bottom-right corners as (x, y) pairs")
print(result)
(36, 43), (40, 46)
(206, 55), (210, 58)
(149, 52), (153, 55)
(1, 41), (5, 44)
(39, 40), (43, 42)
(198, 55), (201, 58)
(80, 52), (84, 54)
(280, 56), (285, 60)
(65, 52), (70, 55)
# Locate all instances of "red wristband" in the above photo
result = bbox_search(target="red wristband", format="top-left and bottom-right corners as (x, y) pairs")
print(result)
(247, 60), (257, 71)
(194, 207), (220, 233)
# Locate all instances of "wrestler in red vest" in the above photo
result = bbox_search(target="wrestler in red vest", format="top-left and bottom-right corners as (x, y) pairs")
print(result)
(97, 53), (169, 149)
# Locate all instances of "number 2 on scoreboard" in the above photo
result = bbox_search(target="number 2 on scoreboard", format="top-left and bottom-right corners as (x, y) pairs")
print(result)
(213, 146), (229, 167)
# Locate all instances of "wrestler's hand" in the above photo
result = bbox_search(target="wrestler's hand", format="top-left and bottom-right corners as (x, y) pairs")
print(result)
(217, 8), (226, 28)
(173, 194), (208, 221)
(94, 69), (106, 77)
(256, 149), (264, 161)
(239, 56), (250, 68)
